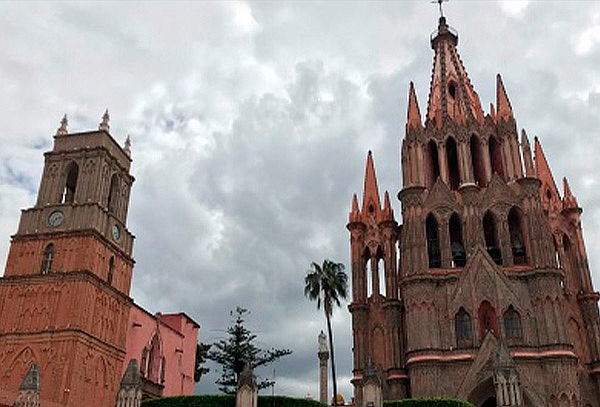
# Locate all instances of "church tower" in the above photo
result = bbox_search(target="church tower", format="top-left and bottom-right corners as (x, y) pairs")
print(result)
(0, 113), (136, 406)
(349, 15), (600, 407)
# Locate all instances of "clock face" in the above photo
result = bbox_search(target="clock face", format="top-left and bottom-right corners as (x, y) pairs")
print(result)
(48, 211), (64, 227)
(112, 225), (121, 241)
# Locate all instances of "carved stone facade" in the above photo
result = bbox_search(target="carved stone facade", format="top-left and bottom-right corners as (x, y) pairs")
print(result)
(0, 117), (199, 406)
(348, 17), (600, 407)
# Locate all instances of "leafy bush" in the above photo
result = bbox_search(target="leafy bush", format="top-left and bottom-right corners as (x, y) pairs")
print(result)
(384, 399), (473, 407)
(141, 395), (325, 407)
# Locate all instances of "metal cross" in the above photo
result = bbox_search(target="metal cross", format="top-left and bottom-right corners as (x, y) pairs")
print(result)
(431, 0), (449, 18)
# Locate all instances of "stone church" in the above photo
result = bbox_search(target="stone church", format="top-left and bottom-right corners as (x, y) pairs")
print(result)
(347, 16), (600, 407)
(0, 113), (199, 406)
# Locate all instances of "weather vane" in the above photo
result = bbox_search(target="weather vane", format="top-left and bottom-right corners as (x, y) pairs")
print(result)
(431, 0), (449, 18)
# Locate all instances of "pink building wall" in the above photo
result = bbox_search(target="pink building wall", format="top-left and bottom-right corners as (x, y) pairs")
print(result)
(123, 304), (200, 396)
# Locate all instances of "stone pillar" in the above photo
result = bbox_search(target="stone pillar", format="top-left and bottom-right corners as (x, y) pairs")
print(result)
(361, 362), (382, 407)
(237, 365), (258, 407)
(14, 364), (40, 407)
(318, 331), (330, 404)
(116, 359), (142, 407)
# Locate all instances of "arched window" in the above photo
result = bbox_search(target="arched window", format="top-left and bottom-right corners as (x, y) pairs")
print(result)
(160, 356), (166, 384)
(553, 236), (561, 268)
(365, 250), (373, 298)
(446, 137), (460, 190)
(140, 347), (149, 377)
(478, 300), (499, 339)
(377, 257), (385, 297)
(483, 211), (502, 265)
(508, 207), (527, 265)
(107, 174), (119, 213)
(62, 162), (79, 204)
(41, 244), (54, 274)
(427, 140), (440, 187)
(426, 214), (441, 268)
(563, 234), (572, 272)
(108, 256), (115, 285)
(449, 213), (466, 267)
(455, 307), (472, 344)
(503, 306), (523, 340)
(470, 135), (486, 186)
(489, 137), (504, 179)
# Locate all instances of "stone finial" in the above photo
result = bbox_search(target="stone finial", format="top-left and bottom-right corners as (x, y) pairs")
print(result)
(116, 359), (142, 407)
(124, 134), (132, 156)
(14, 364), (40, 407)
(99, 109), (110, 131)
(238, 363), (257, 389)
(56, 114), (68, 136)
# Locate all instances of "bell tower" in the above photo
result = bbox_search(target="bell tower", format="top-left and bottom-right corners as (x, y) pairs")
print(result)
(0, 113), (135, 407)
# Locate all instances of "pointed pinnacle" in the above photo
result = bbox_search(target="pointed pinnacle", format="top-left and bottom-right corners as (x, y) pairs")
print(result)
(407, 82), (422, 130)
(384, 191), (391, 210)
(56, 114), (68, 136)
(563, 177), (579, 209)
(362, 151), (381, 214)
(496, 74), (513, 121)
(521, 129), (535, 177)
(99, 109), (110, 131)
(489, 103), (496, 121)
(351, 193), (359, 213)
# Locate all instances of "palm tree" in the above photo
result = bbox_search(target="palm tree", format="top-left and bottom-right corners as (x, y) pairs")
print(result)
(304, 259), (348, 406)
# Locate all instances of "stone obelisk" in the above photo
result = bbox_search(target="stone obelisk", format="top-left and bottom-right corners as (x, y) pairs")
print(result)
(318, 330), (329, 404)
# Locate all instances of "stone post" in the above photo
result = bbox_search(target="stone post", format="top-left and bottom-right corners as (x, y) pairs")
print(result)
(318, 331), (330, 404)
(361, 362), (382, 407)
(236, 365), (258, 407)
(116, 359), (142, 407)
(14, 364), (40, 407)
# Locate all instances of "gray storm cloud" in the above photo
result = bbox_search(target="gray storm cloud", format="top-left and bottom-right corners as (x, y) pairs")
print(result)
(1, 0), (600, 399)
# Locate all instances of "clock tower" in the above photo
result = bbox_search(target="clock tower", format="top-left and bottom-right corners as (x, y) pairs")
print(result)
(0, 112), (136, 406)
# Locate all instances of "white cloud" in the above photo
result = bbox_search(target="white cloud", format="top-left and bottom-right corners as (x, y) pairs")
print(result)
(1, 0), (600, 400)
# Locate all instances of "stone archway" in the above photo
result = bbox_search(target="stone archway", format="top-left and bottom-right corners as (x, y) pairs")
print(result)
(467, 377), (496, 407)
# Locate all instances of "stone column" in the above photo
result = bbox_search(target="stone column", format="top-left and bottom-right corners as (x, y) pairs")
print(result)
(116, 359), (142, 407)
(14, 364), (40, 407)
(237, 365), (258, 407)
(318, 331), (330, 404)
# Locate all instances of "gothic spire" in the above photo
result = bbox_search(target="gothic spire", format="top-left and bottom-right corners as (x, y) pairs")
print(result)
(496, 74), (514, 121)
(406, 82), (423, 131)
(563, 177), (579, 210)
(99, 109), (110, 131)
(56, 114), (68, 136)
(382, 190), (394, 220)
(521, 129), (535, 177)
(426, 16), (484, 128)
(362, 151), (382, 215)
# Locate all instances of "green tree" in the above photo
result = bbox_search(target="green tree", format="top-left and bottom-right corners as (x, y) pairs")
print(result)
(208, 307), (292, 394)
(304, 260), (348, 406)
(194, 343), (212, 382)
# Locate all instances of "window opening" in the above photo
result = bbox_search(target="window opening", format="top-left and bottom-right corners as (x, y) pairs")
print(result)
(426, 214), (441, 268)
(483, 211), (502, 265)
(508, 207), (527, 265)
(446, 137), (460, 190)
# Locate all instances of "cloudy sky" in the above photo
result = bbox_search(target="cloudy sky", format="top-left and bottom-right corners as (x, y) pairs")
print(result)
(2, 0), (600, 400)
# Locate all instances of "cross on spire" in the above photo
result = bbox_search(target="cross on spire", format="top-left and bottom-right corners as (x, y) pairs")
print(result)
(432, 0), (449, 18)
